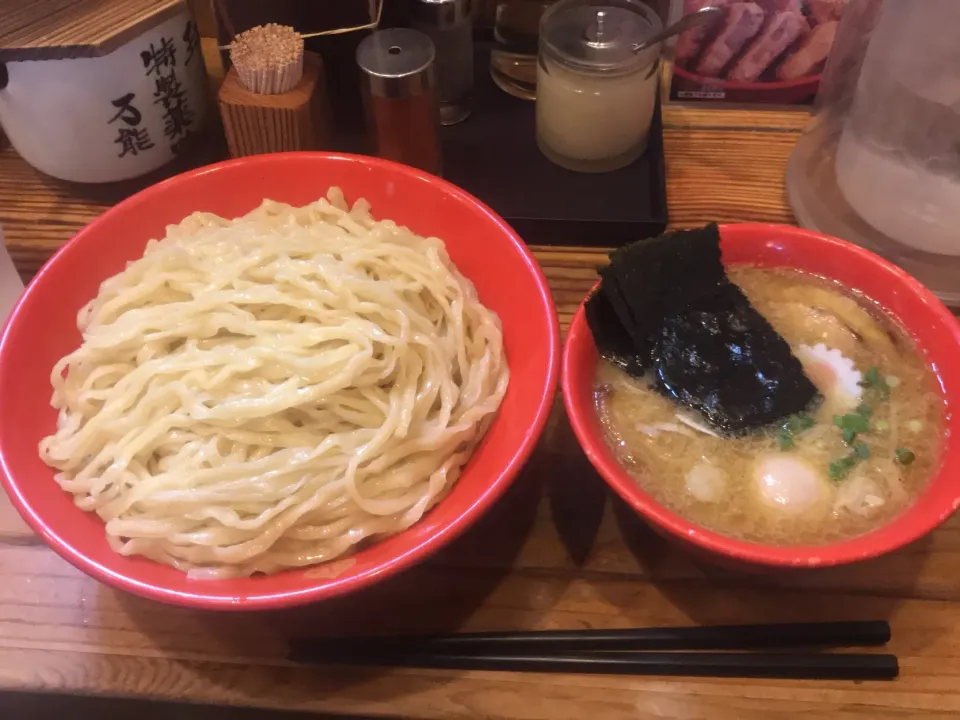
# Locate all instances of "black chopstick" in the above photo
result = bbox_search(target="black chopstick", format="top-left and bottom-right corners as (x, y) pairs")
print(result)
(288, 621), (897, 680)
(290, 621), (890, 655)
(290, 649), (899, 681)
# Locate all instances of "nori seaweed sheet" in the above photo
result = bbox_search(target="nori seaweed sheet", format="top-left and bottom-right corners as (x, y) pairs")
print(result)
(585, 224), (819, 436)
(584, 286), (644, 377)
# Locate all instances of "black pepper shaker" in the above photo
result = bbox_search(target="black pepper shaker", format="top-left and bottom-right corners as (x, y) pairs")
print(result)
(357, 28), (442, 175)
(411, 0), (475, 125)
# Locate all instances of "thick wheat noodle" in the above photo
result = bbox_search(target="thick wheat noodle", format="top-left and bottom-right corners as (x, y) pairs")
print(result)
(39, 188), (510, 579)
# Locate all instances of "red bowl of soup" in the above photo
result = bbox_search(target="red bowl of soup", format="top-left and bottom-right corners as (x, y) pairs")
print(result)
(0, 152), (560, 609)
(563, 224), (960, 568)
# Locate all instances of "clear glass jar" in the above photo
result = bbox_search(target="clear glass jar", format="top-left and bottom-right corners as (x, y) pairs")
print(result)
(490, 0), (559, 100)
(535, 0), (662, 173)
(412, 0), (475, 124)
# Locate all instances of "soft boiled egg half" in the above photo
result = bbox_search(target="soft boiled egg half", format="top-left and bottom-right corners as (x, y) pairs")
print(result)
(753, 454), (831, 515)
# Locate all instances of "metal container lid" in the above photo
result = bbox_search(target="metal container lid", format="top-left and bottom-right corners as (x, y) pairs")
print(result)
(357, 28), (436, 99)
(412, 0), (475, 28)
(540, 0), (662, 75)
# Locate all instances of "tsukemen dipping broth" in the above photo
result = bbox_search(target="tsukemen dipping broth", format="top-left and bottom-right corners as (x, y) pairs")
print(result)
(587, 226), (944, 546)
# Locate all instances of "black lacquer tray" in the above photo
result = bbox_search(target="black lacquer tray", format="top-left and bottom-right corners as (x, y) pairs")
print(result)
(440, 43), (669, 247)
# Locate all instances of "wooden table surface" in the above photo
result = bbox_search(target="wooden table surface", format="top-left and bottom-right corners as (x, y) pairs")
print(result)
(3, 104), (960, 720)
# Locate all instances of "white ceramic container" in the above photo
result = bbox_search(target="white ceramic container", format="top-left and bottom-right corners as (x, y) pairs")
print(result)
(0, 7), (207, 183)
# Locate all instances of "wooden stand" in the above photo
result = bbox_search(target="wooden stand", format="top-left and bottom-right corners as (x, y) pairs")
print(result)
(218, 51), (329, 157)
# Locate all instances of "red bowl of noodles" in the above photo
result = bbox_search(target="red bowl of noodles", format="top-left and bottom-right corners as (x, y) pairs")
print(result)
(0, 152), (560, 609)
(562, 224), (960, 569)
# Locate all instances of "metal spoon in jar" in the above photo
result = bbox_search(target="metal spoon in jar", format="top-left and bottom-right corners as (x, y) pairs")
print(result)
(632, 6), (725, 53)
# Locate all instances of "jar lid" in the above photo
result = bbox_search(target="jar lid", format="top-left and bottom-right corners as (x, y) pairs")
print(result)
(540, 0), (662, 74)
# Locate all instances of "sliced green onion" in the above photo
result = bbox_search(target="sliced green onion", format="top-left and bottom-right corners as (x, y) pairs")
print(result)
(895, 448), (916, 466)
(856, 403), (872, 418)
(829, 455), (859, 481)
(854, 442), (871, 459)
(834, 413), (870, 433)
(861, 366), (891, 399)
(842, 427), (857, 445)
(776, 414), (815, 450)
(776, 427), (794, 450)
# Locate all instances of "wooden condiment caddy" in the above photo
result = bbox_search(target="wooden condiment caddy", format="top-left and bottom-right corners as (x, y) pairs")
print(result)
(219, 50), (329, 157)
(217, 23), (329, 158)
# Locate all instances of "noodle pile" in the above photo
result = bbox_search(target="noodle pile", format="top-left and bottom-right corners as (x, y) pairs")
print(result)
(39, 189), (509, 578)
